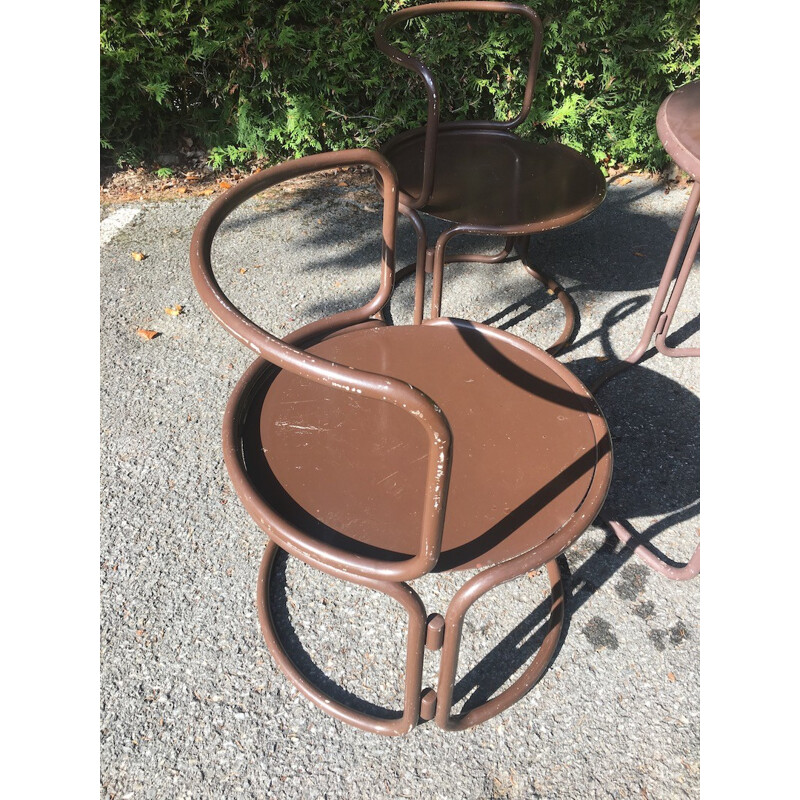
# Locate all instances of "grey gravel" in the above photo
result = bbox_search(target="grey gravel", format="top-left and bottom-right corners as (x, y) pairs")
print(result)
(100, 173), (699, 799)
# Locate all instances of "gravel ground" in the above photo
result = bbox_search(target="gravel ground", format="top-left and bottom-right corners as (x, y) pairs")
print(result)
(100, 172), (699, 799)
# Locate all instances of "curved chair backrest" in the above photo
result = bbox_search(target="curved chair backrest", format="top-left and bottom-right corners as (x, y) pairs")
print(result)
(190, 148), (452, 583)
(375, 1), (544, 209)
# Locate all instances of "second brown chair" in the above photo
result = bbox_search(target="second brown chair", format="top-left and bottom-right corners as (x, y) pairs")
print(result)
(374, 1), (606, 351)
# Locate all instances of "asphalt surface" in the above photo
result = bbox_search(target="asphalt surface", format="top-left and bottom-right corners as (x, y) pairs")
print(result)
(100, 171), (700, 799)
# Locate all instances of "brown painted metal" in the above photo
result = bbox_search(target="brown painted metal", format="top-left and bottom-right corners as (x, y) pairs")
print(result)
(374, 2), (605, 352)
(385, 129), (605, 229)
(592, 80), (700, 581)
(240, 319), (607, 573)
(657, 80), (699, 181)
(425, 614), (446, 650)
(191, 148), (613, 734)
(257, 539), (428, 735)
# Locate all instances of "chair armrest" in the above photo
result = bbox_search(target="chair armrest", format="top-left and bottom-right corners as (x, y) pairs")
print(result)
(190, 148), (452, 581)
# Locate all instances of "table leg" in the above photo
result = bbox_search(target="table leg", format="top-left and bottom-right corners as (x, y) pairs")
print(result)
(600, 516), (700, 580)
(590, 183), (701, 580)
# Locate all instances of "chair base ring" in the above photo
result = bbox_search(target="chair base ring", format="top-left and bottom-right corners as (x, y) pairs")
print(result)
(256, 539), (568, 734)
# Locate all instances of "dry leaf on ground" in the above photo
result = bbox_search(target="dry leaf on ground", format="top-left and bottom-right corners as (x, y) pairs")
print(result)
(617, 176), (633, 186)
(164, 304), (183, 316)
(136, 328), (159, 340)
(219, 180), (232, 189)
(131, 251), (147, 261)
(667, 671), (676, 682)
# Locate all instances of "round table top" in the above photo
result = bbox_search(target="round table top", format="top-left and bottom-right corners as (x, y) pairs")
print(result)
(657, 80), (700, 180)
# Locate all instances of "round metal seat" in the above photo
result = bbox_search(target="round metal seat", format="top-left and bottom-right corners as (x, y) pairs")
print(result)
(229, 318), (611, 575)
(382, 127), (606, 230)
(657, 80), (699, 180)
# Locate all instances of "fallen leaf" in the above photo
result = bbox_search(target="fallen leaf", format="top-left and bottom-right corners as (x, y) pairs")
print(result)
(136, 328), (159, 340)
(618, 176), (632, 186)
(337, 181), (347, 187)
(199, 188), (214, 196)
(177, 187), (188, 194)
(595, 355), (610, 362)
(131, 251), (147, 261)
(219, 180), (232, 189)
(252, 264), (262, 269)
(633, 251), (645, 257)
(667, 671), (676, 682)
(239, 268), (247, 274)
(164, 304), (183, 316)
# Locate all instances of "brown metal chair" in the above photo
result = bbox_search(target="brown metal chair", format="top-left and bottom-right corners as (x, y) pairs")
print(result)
(190, 148), (612, 735)
(374, 1), (606, 350)
(592, 80), (700, 581)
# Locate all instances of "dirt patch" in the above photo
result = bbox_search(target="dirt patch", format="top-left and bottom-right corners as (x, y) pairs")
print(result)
(100, 154), (376, 205)
(100, 151), (691, 206)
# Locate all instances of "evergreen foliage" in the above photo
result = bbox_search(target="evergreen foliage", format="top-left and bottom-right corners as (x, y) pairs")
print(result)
(100, 0), (699, 171)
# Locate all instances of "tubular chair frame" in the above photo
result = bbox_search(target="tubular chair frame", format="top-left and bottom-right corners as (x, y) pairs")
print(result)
(191, 148), (611, 734)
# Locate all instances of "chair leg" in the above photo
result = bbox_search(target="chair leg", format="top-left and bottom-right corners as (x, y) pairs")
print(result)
(601, 515), (700, 581)
(427, 230), (576, 355)
(591, 183), (700, 393)
(588, 184), (701, 581)
(384, 207), (512, 326)
(513, 235), (578, 356)
(256, 539), (428, 735)
(434, 559), (564, 731)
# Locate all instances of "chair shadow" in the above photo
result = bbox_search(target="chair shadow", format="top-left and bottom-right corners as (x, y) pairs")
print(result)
(447, 332), (698, 715)
(267, 548), (405, 720)
(213, 173), (695, 344)
(569, 348), (700, 574)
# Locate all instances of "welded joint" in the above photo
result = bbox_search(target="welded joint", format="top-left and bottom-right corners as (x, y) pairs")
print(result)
(425, 613), (445, 650)
(419, 687), (437, 721)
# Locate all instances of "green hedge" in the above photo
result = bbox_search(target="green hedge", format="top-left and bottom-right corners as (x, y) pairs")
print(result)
(100, 0), (699, 171)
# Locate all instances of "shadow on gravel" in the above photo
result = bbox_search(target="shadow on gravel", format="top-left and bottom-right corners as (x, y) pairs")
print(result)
(212, 178), (695, 336)
(267, 549), (405, 721)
